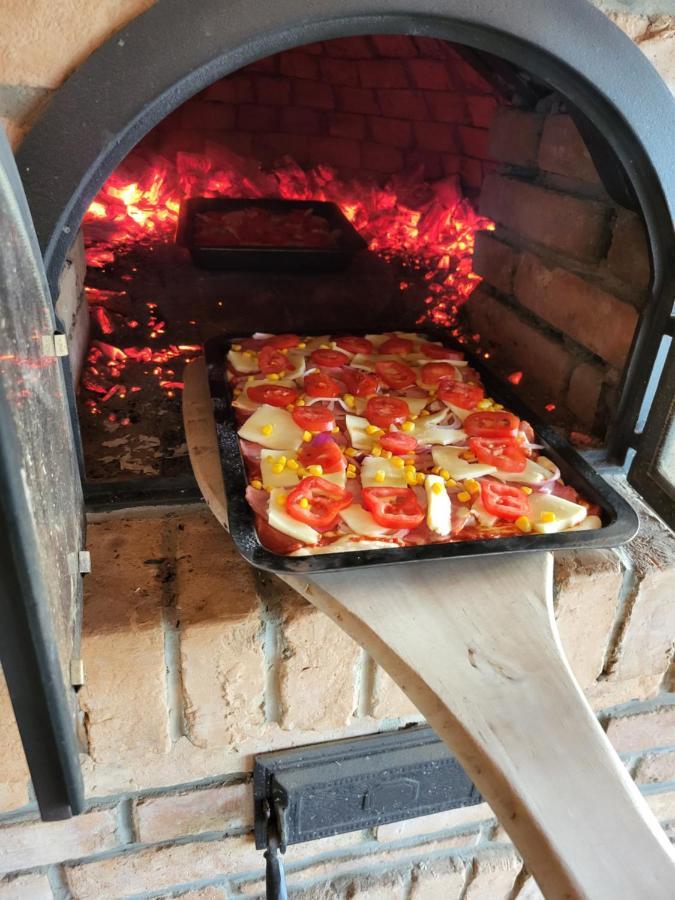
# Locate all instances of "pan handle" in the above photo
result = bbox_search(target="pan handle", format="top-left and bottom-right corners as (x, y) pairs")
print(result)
(293, 553), (675, 900)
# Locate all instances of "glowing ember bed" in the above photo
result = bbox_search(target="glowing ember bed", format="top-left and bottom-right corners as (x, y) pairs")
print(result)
(205, 332), (637, 572)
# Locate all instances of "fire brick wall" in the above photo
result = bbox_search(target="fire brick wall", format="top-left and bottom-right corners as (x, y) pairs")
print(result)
(144, 35), (498, 192)
(466, 107), (652, 434)
(0, 483), (674, 899)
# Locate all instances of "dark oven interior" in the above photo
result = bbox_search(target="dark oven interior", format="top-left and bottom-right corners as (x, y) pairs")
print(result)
(65, 34), (653, 490)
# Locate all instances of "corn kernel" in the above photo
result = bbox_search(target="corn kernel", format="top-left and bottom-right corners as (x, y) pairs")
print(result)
(365, 424), (380, 435)
(347, 469), (357, 479)
(446, 478), (457, 487)
(296, 398), (306, 406)
(374, 470), (386, 483)
(307, 464), (323, 476)
(420, 409), (430, 417)
(250, 479), (263, 490)
(405, 456), (415, 465)
(476, 398), (492, 410)
(439, 468), (450, 480)
(410, 414), (419, 421)
(431, 481), (443, 495)
(343, 393), (355, 409)
(405, 473), (417, 486)
(392, 456), (405, 469)
(457, 491), (471, 502)
(247, 375), (255, 382)
(431, 465), (440, 475)
(320, 343), (331, 349)
(276, 493), (287, 507)
(302, 430), (312, 442)
(404, 464), (416, 474)
(540, 511), (557, 523)
(234, 388), (242, 397)
(371, 445), (382, 457)
(298, 466), (308, 477)
(268, 373), (280, 381)
(346, 463), (357, 473)
(272, 463), (285, 474)
(345, 447), (358, 457)
(280, 348), (289, 355)
(232, 344), (242, 351)
(464, 478), (480, 494)
(286, 458), (299, 470)
(416, 472), (426, 485)
(493, 403), (504, 411)
(261, 424), (273, 436)
(401, 421), (415, 432)
(516, 515), (532, 533)
(521, 486), (533, 495)
(461, 452), (476, 462)
(286, 404), (295, 412)
(332, 426), (340, 434)
(299, 497), (310, 509)
(243, 350), (254, 358)
(298, 342), (307, 349)
(382, 450), (393, 459)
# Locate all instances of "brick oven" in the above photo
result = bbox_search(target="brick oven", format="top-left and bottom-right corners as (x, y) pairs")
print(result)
(1, 0), (674, 897)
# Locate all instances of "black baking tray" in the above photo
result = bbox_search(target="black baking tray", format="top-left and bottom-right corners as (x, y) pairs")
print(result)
(203, 334), (639, 573)
(176, 198), (367, 271)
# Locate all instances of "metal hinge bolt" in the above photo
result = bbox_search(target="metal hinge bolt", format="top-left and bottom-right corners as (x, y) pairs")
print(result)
(70, 658), (85, 687)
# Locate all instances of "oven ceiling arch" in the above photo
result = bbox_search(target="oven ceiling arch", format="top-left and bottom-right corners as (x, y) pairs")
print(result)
(17, 0), (675, 297)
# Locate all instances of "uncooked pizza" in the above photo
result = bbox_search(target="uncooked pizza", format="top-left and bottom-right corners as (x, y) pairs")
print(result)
(225, 332), (601, 557)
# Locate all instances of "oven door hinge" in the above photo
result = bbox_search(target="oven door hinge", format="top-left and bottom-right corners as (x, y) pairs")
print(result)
(70, 658), (85, 687)
(67, 549), (91, 575)
(41, 332), (69, 358)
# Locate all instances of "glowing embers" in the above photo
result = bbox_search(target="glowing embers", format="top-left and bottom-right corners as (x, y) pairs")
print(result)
(83, 147), (493, 329)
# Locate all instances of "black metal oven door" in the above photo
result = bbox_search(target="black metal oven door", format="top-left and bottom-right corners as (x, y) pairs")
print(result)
(0, 129), (84, 819)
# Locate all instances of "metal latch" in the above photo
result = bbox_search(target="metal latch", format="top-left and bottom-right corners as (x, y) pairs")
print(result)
(70, 658), (85, 687)
(41, 332), (69, 358)
(67, 550), (91, 576)
(263, 792), (288, 900)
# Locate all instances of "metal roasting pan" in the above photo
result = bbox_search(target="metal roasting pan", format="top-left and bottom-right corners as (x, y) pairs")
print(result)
(176, 198), (367, 272)
(204, 333), (639, 573)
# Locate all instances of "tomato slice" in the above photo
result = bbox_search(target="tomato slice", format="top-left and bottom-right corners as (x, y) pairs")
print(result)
(298, 436), (344, 474)
(469, 437), (527, 472)
(341, 368), (381, 398)
(420, 342), (464, 360)
(420, 362), (457, 385)
(336, 336), (374, 355)
(379, 336), (413, 355)
(480, 481), (530, 521)
(304, 371), (341, 398)
(374, 360), (417, 390)
(380, 432), (417, 455)
(291, 406), (335, 432)
(437, 380), (485, 410)
(286, 476), (352, 529)
(310, 348), (350, 368)
(258, 345), (287, 375)
(362, 486), (425, 529)
(247, 384), (299, 407)
(465, 411), (520, 439)
(365, 396), (410, 428)
(264, 333), (300, 349)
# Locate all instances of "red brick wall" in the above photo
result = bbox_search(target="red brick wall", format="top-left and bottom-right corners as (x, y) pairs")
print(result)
(467, 107), (652, 435)
(145, 35), (498, 191)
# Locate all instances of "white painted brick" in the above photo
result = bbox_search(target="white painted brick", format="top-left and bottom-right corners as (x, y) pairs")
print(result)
(135, 782), (253, 843)
(0, 873), (53, 899)
(464, 849), (522, 900)
(605, 706), (675, 754)
(634, 749), (675, 785)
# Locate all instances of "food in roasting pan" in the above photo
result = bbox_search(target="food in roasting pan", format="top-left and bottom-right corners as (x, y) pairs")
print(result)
(225, 333), (601, 556)
(193, 206), (341, 248)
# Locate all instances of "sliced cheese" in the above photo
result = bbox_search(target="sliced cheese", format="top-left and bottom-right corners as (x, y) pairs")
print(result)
(415, 425), (467, 446)
(405, 396), (430, 417)
(413, 357), (467, 368)
(291, 536), (401, 555)
(285, 352), (306, 380)
(268, 489), (320, 544)
(493, 459), (555, 486)
(238, 405), (304, 451)
(340, 504), (393, 537)
(528, 492), (588, 534)
(442, 402), (472, 422)
(571, 515), (602, 531)
(346, 414), (377, 452)
(321, 468), (347, 489)
(361, 456), (408, 487)
(260, 450), (300, 490)
(425, 474), (451, 536)
(431, 446), (497, 480)
(227, 349), (260, 374)
(472, 496), (499, 527)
